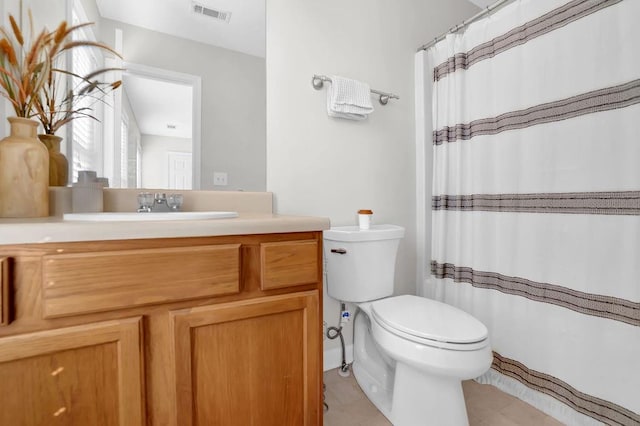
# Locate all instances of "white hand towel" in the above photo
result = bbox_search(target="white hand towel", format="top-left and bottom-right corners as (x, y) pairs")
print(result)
(327, 75), (374, 121)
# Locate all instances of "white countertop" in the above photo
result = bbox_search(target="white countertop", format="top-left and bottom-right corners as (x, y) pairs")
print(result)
(0, 213), (331, 245)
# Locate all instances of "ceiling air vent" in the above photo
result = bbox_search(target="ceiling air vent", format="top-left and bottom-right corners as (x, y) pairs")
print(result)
(191, 2), (232, 23)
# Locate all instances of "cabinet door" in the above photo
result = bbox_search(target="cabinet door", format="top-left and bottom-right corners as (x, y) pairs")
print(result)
(0, 317), (144, 426)
(172, 291), (321, 426)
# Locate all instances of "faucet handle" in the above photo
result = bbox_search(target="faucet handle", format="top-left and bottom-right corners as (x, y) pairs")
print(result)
(137, 192), (154, 212)
(167, 193), (184, 211)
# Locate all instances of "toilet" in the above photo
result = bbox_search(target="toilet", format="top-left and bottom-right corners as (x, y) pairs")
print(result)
(324, 225), (492, 426)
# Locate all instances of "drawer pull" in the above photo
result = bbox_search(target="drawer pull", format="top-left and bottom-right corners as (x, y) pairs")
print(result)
(0, 257), (8, 326)
(330, 248), (347, 254)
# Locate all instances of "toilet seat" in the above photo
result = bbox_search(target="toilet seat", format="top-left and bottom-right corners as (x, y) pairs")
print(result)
(371, 295), (489, 351)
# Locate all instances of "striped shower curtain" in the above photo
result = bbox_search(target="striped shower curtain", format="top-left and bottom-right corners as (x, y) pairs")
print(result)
(422, 0), (639, 425)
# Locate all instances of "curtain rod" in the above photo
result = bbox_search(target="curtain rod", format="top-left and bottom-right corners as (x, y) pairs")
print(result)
(417, 0), (514, 52)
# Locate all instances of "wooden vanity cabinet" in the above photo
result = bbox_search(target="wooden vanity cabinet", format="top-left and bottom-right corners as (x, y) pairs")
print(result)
(0, 231), (323, 426)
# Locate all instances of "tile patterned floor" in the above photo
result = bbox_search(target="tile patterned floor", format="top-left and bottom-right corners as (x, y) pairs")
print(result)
(323, 368), (564, 425)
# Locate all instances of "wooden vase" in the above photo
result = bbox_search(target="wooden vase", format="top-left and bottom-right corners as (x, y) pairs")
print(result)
(0, 117), (49, 218)
(38, 134), (69, 187)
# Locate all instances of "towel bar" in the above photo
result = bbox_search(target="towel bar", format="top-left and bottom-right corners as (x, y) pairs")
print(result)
(312, 74), (399, 105)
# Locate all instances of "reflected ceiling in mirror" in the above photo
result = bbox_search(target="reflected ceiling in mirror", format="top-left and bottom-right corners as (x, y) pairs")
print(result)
(122, 74), (193, 139)
(95, 0), (265, 58)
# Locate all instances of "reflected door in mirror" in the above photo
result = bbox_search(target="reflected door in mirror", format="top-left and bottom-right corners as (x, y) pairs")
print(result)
(168, 152), (193, 190)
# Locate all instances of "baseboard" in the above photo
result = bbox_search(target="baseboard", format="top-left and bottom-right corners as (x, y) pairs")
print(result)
(323, 344), (354, 372)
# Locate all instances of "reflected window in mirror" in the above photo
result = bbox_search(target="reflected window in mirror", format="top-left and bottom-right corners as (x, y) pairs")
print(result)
(70, 0), (104, 183)
(120, 113), (128, 187)
(120, 83), (142, 188)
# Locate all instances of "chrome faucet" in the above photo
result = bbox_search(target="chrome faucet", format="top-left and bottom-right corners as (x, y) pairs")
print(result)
(153, 193), (169, 211)
(137, 192), (183, 212)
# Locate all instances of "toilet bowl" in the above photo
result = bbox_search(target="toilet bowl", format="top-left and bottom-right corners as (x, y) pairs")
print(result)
(324, 225), (492, 426)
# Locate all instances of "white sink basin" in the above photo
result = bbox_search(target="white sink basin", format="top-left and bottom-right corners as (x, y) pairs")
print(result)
(63, 211), (238, 222)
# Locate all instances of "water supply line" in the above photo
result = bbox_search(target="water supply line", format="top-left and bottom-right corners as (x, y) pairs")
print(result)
(326, 302), (351, 377)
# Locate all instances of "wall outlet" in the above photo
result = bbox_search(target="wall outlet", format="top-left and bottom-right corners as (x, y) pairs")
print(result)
(213, 172), (228, 186)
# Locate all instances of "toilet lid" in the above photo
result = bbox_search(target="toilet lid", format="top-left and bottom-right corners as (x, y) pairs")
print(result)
(371, 295), (488, 344)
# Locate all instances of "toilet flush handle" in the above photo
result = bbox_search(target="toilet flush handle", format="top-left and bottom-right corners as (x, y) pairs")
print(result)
(331, 248), (347, 254)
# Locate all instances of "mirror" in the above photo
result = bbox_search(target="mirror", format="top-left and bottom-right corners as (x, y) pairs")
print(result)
(3, 0), (266, 191)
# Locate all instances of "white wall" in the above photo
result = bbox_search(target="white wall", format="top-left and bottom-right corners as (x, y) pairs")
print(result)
(20, 0), (66, 28)
(100, 18), (266, 192)
(266, 0), (479, 367)
(0, 0), (67, 137)
(140, 134), (191, 189)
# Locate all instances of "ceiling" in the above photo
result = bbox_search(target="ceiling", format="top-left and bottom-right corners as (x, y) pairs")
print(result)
(96, 0), (265, 58)
(122, 74), (193, 139)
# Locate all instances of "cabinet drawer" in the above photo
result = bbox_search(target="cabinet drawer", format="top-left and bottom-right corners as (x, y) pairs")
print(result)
(260, 240), (319, 290)
(42, 244), (241, 318)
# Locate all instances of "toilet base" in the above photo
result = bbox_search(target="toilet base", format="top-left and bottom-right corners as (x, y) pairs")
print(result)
(391, 362), (469, 426)
(354, 358), (470, 426)
(352, 361), (392, 419)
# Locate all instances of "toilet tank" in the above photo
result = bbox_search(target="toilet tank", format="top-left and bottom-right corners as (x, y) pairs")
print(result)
(323, 225), (405, 302)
